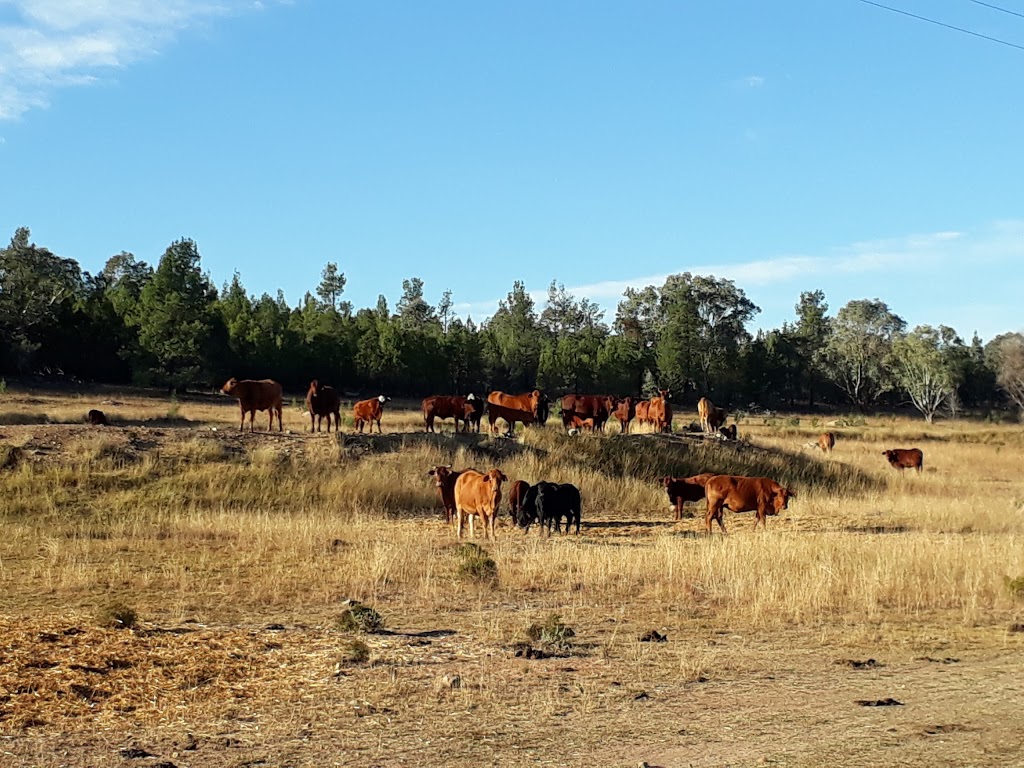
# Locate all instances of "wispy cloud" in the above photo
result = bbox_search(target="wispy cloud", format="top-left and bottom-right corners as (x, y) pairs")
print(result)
(0, 1), (279, 120)
(741, 75), (765, 88)
(452, 222), (1023, 324)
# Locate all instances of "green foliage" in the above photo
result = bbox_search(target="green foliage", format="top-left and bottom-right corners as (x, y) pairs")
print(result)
(455, 543), (499, 585)
(1004, 575), (1024, 599)
(824, 299), (906, 411)
(526, 614), (576, 649)
(893, 325), (967, 423)
(0, 378), (6, 394)
(338, 602), (384, 633)
(97, 601), (138, 630)
(337, 639), (371, 666)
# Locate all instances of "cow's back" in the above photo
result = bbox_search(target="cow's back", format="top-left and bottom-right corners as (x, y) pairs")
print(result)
(240, 379), (283, 409)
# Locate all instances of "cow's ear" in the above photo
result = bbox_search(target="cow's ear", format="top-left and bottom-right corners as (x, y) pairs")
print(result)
(787, 489), (796, 498)
(662, 476), (672, 487)
(427, 469), (436, 477)
(499, 472), (508, 482)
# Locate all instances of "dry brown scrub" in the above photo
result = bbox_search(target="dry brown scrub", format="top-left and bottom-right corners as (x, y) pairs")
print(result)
(1, 385), (1023, 766)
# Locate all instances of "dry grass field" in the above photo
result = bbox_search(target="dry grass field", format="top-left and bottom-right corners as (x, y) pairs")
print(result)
(1, 383), (1023, 767)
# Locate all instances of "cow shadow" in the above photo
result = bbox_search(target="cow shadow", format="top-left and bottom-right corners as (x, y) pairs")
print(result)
(340, 432), (549, 463)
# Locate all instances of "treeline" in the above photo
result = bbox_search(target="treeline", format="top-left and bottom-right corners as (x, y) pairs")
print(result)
(2, 227), (1023, 420)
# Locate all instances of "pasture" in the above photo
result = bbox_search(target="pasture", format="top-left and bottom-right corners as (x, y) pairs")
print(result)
(1, 384), (1023, 767)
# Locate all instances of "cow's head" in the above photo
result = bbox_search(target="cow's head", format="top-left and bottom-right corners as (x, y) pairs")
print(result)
(771, 486), (795, 515)
(427, 465), (456, 490)
(220, 378), (239, 396)
(536, 393), (550, 426)
(517, 484), (540, 528)
(882, 450), (896, 463)
(378, 395), (390, 404)
(484, 469), (508, 512)
(659, 389), (671, 400)
(466, 393), (476, 401)
(308, 379), (320, 396)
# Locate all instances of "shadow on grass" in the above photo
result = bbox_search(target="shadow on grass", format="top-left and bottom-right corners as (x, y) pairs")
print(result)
(340, 431), (550, 464)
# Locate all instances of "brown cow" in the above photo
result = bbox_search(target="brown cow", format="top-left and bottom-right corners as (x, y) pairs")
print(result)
(86, 409), (108, 426)
(703, 475), (795, 534)
(508, 479), (530, 520)
(635, 399), (652, 428)
(570, 415), (597, 433)
(306, 380), (342, 433)
(663, 473), (716, 521)
(883, 448), (923, 472)
(221, 378), (283, 432)
(818, 432), (836, 453)
(697, 396), (726, 434)
(423, 394), (477, 433)
(486, 390), (545, 436)
(453, 468), (509, 539)
(353, 395), (390, 434)
(561, 394), (617, 432)
(649, 389), (672, 432)
(613, 396), (635, 433)
(427, 465), (465, 523)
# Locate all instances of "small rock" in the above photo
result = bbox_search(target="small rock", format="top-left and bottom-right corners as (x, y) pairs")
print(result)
(639, 630), (667, 643)
(438, 674), (461, 690)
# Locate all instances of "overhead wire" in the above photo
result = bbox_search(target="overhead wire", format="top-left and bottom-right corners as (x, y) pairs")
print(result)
(854, 0), (1024, 51)
(965, 0), (1024, 21)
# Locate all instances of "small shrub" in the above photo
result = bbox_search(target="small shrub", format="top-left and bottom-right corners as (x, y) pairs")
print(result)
(97, 601), (138, 630)
(338, 602), (384, 633)
(455, 543), (498, 586)
(167, 402), (182, 420)
(1004, 575), (1024, 599)
(0, 444), (23, 471)
(337, 639), (370, 666)
(785, 417), (801, 427)
(526, 614), (576, 649)
(0, 378), (7, 394)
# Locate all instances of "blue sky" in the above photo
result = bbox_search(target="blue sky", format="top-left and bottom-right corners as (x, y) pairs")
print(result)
(1, 0), (1022, 341)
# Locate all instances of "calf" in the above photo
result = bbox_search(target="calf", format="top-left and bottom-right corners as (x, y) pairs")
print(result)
(353, 395), (390, 434)
(818, 432), (836, 453)
(518, 481), (582, 535)
(507, 480), (530, 520)
(719, 424), (738, 441)
(427, 465), (464, 524)
(703, 475), (795, 534)
(663, 473), (715, 521)
(86, 409), (108, 426)
(453, 469), (508, 539)
(882, 448), (923, 472)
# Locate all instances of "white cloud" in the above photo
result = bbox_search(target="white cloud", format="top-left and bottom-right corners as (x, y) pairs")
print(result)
(0, 1), (280, 119)
(742, 75), (765, 88)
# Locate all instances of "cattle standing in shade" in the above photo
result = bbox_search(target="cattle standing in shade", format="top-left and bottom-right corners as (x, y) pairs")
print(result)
(353, 395), (390, 434)
(613, 397), (635, 433)
(508, 480), (530, 520)
(86, 409), (108, 426)
(697, 397), (727, 434)
(221, 378), (283, 432)
(486, 390), (547, 437)
(703, 475), (795, 534)
(819, 432), (836, 453)
(423, 394), (477, 433)
(561, 394), (617, 433)
(453, 469), (508, 539)
(306, 380), (342, 433)
(883, 448), (923, 472)
(428, 465), (464, 524)
(517, 481), (582, 535)
(663, 473), (715, 521)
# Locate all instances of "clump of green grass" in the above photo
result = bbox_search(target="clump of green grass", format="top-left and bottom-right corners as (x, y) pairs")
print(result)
(97, 601), (138, 630)
(1004, 575), (1024, 599)
(455, 543), (498, 586)
(526, 614), (576, 650)
(338, 602), (384, 633)
(0, 378), (7, 394)
(0, 444), (24, 471)
(336, 639), (371, 666)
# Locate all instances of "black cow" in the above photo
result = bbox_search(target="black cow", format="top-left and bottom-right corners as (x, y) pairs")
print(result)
(517, 481), (582, 535)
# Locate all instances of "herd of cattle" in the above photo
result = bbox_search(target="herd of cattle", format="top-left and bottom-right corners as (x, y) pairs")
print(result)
(203, 378), (927, 539)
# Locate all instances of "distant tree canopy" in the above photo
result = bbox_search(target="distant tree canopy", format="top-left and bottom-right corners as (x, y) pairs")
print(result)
(0, 226), (1019, 419)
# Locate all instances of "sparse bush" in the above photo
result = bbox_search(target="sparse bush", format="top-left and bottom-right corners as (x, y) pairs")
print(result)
(1004, 575), (1024, 599)
(337, 639), (370, 666)
(455, 542), (498, 585)
(338, 602), (384, 633)
(97, 601), (138, 630)
(785, 417), (801, 427)
(0, 444), (23, 471)
(526, 614), (576, 650)
(0, 378), (7, 394)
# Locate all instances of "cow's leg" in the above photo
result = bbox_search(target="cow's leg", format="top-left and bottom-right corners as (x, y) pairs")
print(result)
(456, 509), (464, 539)
(310, 412), (315, 433)
(705, 501), (721, 535)
(468, 513), (475, 539)
(238, 406), (245, 432)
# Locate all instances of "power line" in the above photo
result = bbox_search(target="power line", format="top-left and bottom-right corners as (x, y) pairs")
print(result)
(966, 0), (1024, 21)
(854, 0), (1024, 51)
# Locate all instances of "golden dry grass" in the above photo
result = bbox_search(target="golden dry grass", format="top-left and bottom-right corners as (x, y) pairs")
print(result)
(1, 383), (1023, 766)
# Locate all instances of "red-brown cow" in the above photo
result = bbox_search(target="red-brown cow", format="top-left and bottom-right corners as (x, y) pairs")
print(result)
(486, 390), (546, 436)
(663, 473), (716, 521)
(221, 378), (283, 432)
(561, 394), (617, 432)
(353, 395), (390, 434)
(819, 432), (836, 454)
(306, 380), (342, 433)
(635, 399), (652, 428)
(508, 479), (530, 520)
(570, 415), (596, 432)
(703, 475), (795, 534)
(882, 448), (923, 472)
(697, 397), (727, 434)
(453, 469), (509, 539)
(423, 394), (478, 433)
(427, 465), (465, 524)
(613, 397), (635, 433)
(649, 389), (673, 433)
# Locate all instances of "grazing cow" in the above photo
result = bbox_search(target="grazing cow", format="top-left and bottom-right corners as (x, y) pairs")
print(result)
(663, 473), (716, 521)
(648, 389), (673, 433)
(353, 395), (390, 434)
(719, 424), (738, 441)
(423, 394), (477, 433)
(613, 397), (635, 433)
(306, 380), (342, 433)
(453, 469), (509, 539)
(221, 378), (283, 432)
(486, 390), (547, 436)
(561, 394), (617, 432)
(818, 432), (836, 454)
(427, 465), (465, 524)
(882, 448), (923, 472)
(508, 479), (530, 520)
(86, 409), (108, 426)
(697, 397), (727, 434)
(463, 396), (485, 433)
(703, 475), (795, 534)
(517, 481), (582, 535)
